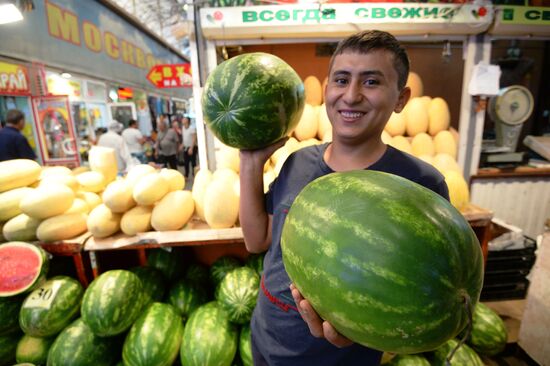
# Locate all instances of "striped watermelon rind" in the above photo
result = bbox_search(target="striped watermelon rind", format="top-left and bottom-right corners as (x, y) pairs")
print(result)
(147, 249), (185, 282)
(210, 256), (241, 285)
(81, 270), (144, 337)
(167, 280), (209, 320)
(184, 263), (211, 286)
(19, 276), (84, 337)
(216, 267), (259, 324)
(0, 332), (21, 366)
(0, 242), (49, 297)
(467, 302), (507, 356)
(239, 324), (253, 366)
(202, 52), (305, 149)
(15, 334), (55, 365)
(130, 266), (166, 308)
(281, 170), (484, 353)
(46, 318), (120, 366)
(430, 339), (484, 366)
(0, 295), (25, 336)
(245, 253), (265, 277)
(387, 354), (430, 366)
(180, 301), (238, 366)
(122, 302), (184, 366)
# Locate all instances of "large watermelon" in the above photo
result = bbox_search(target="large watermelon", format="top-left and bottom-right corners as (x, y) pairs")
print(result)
(0, 242), (49, 297)
(19, 276), (83, 337)
(467, 302), (507, 356)
(281, 170), (483, 353)
(180, 302), (238, 366)
(81, 270), (144, 336)
(147, 248), (185, 282)
(215, 267), (259, 324)
(130, 266), (166, 307)
(430, 339), (484, 366)
(239, 325), (253, 366)
(210, 255), (241, 285)
(202, 52), (305, 149)
(15, 334), (55, 365)
(167, 280), (209, 320)
(46, 318), (120, 366)
(0, 332), (21, 366)
(387, 354), (430, 366)
(0, 295), (25, 336)
(122, 302), (184, 366)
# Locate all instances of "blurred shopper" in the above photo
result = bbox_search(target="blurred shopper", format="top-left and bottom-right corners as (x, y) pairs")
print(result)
(98, 120), (134, 174)
(122, 119), (147, 163)
(0, 109), (36, 161)
(182, 116), (197, 178)
(155, 117), (179, 169)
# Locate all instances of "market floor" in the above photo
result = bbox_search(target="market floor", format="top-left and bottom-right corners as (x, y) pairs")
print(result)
(483, 300), (540, 366)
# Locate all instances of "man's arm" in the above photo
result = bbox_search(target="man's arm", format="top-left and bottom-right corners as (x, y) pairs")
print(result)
(239, 139), (286, 253)
(17, 136), (36, 160)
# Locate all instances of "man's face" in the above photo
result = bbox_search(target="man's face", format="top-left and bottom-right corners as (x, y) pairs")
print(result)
(16, 119), (26, 131)
(324, 50), (409, 144)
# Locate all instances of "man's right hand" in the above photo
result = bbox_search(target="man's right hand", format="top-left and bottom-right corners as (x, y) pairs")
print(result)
(239, 137), (288, 167)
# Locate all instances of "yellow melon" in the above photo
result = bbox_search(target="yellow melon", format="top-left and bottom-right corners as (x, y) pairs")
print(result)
(102, 179), (136, 213)
(299, 138), (321, 150)
(121, 205), (153, 236)
(433, 130), (457, 159)
(428, 97), (451, 136)
(419, 96), (432, 112)
(20, 184), (75, 219)
(71, 166), (90, 176)
(263, 170), (276, 194)
(64, 198), (90, 214)
(76, 191), (101, 211)
(192, 169), (213, 222)
(39, 174), (80, 192)
(37, 213), (88, 242)
(404, 98), (429, 137)
(317, 104), (332, 141)
(322, 129), (333, 143)
(389, 136), (413, 155)
(433, 153), (461, 174)
(417, 154), (435, 166)
(304, 75), (323, 106)
(321, 76), (328, 101)
(88, 146), (118, 184)
(204, 179), (239, 229)
(133, 173), (169, 206)
(159, 168), (185, 191)
(151, 190), (195, 231)
(212, 168), (239, 185)
(39, 166), (72, 179)
(385, 112), (406, 136)
(76, 171), (106, 193)
(443, 170), (470, 212)
(2, 214), (41, 241)
(0, 187), (34, 221)
(0, 159), (41, 192)
(126, 164), (156, 186)
(87, 203), (121, 238)
(411, 132), (435, 157)
(381, 130), (392, 145)
(294, 104), (319, 141)
(216, 145), (240, 174)
(406, 71), (423, 99)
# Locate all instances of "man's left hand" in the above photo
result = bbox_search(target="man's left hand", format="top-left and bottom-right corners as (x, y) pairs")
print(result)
(290, 283), (354, 348)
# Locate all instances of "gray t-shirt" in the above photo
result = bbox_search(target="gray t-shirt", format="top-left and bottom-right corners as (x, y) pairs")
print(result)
(157, 128), (179, 156)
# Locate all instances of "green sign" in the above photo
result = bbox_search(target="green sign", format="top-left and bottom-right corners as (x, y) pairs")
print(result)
(500, 6), (550, 25)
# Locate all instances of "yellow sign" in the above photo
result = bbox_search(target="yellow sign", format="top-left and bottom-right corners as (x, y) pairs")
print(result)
(0, 61), (30, 95)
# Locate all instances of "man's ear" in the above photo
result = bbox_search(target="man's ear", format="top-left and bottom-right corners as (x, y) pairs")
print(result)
(394, 86), (411, 113)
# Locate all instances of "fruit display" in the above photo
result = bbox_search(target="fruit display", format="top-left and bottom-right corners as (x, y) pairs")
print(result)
(0, 242), (49, 297)
(281, 170), (484, 353)
(202, 52), (305, 149)
(467, 302), (508, 356)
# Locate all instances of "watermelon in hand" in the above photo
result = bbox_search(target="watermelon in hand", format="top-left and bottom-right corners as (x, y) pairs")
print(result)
(281, 170), (483, 353)
(202, 52), (305, 149)
(0, 242), (49, 297)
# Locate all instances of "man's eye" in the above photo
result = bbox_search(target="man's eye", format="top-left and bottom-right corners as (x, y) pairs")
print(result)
(334, 78), (347, 85)
(364, 79), (379, 86)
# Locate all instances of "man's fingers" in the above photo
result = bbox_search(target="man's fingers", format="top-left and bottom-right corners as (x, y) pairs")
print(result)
(322, 321), (354, 348)
(299, 299), (324, 338)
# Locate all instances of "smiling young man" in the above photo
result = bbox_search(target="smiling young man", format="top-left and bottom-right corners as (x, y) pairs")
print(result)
(239, 30), (449, 365)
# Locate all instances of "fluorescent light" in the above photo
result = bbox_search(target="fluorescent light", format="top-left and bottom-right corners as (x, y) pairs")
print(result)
(0, 4), (23, 25)
(60, 72), (72, 79)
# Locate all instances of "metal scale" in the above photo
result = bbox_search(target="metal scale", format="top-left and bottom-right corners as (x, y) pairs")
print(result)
(481, 85), (534, 167)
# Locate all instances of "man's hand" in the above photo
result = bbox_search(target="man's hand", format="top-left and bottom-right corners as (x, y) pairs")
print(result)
(290, 283), (354, 348)
(239, 137), (288, 167)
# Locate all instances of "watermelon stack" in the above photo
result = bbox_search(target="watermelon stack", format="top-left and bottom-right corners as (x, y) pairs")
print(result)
(130, 266), (166, 308)
(0, 296), (25, 336)
(281, 170), (484, 353)
(239, 325), (253, 366)
(210, 255), (241, 285)
(167, 280), (209, 320)
(215, 267), (259, 324)
(147, 248), (185, 282)
(467, 302), (508, 356)
(15, 334), (55, 365)
(430, 339), (484, 366)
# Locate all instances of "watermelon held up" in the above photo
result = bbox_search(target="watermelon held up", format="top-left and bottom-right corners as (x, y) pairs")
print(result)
(281, 170), (484, 354)
(0, 242), (49, 297)
(202, 52), (305, 149)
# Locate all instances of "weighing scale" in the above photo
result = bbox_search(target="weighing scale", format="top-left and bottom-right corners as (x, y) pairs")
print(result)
(481, 85), (534, 167)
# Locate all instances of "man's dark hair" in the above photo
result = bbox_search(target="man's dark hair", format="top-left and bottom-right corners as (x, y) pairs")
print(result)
(329, 30), (410, 91)
(6, 109), (25, 125)
(128, 119), (137, 127)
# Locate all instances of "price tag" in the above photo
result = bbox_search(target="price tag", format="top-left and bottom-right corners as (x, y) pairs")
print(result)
(23, 280), (62, 310)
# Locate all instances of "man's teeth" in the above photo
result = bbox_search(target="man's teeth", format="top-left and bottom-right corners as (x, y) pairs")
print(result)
(341, 111), (363, 118)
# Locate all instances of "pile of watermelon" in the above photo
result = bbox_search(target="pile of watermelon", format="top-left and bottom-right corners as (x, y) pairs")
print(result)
(0, 242), (263, 366)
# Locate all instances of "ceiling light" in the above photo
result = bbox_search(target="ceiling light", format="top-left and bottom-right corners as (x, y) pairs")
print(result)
(0, 3), (24, 25)
(60, 72), (72, 79)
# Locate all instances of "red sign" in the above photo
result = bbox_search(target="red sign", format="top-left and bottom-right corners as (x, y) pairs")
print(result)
(0, 61), (31, 96)
(118, 87), (134, 99)
(146, 64), (192, 88)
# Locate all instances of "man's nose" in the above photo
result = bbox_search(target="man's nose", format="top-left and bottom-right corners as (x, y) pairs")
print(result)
(342, 83), (362, 104)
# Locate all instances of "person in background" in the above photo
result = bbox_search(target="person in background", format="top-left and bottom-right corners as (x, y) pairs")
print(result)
(122, 119), (147, 164)
(172, 116), (184, 165)
(182, 116), (197, 178)
(0, 109), (36, 161)
(97, 120), (134, 174)
(155, 118), (180, 170)
(239, 30), (449, 365)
